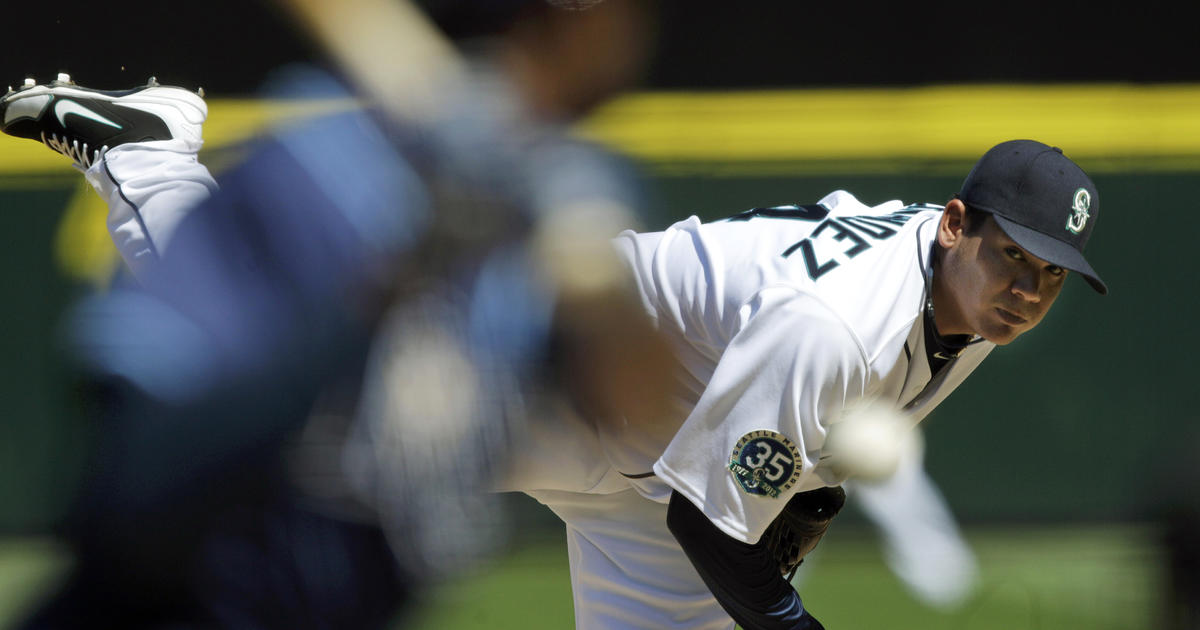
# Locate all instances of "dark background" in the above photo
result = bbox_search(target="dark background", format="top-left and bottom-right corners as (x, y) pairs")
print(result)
(2, 1), (1199, 94)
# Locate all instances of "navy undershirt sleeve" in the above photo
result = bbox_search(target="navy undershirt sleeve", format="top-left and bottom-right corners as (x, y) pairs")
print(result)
(666, 491), (825, 630)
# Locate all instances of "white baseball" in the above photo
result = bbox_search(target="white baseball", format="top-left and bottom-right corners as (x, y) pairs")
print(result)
(824, 403), (917, 482)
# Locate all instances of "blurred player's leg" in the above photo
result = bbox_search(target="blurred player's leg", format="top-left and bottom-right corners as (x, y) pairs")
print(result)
(194, 495), (409, 630)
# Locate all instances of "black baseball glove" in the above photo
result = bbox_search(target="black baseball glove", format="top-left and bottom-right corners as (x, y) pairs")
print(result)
(761, 486), (846, 579)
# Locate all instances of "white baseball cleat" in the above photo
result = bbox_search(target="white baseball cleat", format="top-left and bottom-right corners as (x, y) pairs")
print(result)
(0, 73), (207, 168)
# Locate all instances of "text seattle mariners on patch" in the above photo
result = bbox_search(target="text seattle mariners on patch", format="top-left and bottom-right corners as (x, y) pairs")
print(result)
(728, 430), (802, 498)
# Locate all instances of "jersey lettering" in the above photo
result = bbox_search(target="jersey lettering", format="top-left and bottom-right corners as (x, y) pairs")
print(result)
(782, 206), (926, 280)
(795, 239), (838, 279)
(838, 216), (898, 239)
(723, 202), (932, 280)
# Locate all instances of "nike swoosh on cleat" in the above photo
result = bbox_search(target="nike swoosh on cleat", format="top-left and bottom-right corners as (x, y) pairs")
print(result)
(54, 99), (122, 129)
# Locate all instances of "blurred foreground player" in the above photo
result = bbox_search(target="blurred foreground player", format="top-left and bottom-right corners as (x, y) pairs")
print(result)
(0, 0), (663, 628)
(502, 140), (1108, 629)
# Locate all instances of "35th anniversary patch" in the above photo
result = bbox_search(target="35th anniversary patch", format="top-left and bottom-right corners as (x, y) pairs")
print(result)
(728, 430), (802, 498)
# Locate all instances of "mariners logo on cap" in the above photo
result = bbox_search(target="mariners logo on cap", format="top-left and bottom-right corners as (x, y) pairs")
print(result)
(728, 430), (802, 498)
(1067, 187), (1091, 234)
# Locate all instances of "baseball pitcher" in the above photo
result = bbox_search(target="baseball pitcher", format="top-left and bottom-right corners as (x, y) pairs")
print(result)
(505, 140), (1105, 629)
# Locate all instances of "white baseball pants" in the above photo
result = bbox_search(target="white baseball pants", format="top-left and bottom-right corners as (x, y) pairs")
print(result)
(84, 139), (217, 281)
(528, 488), (735, 630)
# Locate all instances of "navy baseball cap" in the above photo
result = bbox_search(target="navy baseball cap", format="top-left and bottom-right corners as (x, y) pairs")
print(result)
(958, 139), (1107, 295)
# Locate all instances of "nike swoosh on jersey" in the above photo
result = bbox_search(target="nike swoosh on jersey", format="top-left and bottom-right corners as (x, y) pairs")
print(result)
(54, 99), (122, 129)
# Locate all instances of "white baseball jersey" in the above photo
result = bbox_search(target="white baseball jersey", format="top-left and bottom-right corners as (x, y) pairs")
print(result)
(509, 190), (994, 547)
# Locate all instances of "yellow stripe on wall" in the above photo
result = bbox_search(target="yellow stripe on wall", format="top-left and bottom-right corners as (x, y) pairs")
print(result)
(2, 84), (1199, 177)
(578, 84), (1200, 174)
(578, 84), (1200, 166)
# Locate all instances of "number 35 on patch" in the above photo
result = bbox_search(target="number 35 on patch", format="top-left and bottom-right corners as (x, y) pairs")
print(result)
(728, 430), (802, 498)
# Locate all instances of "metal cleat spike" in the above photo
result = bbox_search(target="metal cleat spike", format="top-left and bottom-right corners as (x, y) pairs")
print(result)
(23, 78), (36, 88)
(147, 76), (159, 87)
(197, 86), (205, 99)
(56, 72), (72, 83)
